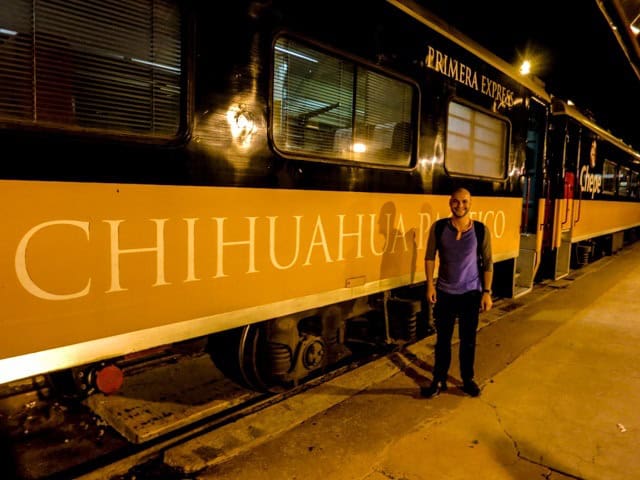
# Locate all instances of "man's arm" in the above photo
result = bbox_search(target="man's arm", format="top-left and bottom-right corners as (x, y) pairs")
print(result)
(481, 225), (493, 311)
(425, 259), (437, 303)
(481, 270), (493, 311)
(425, 223), (438, 303)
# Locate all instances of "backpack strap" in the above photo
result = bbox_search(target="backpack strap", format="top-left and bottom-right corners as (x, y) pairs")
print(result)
(434, 218), (448, 253)
(473, 220), (485, 271)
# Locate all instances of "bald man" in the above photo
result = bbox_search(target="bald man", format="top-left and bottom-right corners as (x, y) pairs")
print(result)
(422, 188), (493, 398)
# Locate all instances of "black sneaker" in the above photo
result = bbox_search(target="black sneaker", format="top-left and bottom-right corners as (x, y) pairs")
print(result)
(462, 380), (481, 397)
(420, 380), (447, 398)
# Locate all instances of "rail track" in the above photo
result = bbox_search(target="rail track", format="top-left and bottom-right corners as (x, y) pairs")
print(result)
(1, 341), (398, 480)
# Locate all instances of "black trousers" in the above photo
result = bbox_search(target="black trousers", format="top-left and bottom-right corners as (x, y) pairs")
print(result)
(432, 289), (481, 383)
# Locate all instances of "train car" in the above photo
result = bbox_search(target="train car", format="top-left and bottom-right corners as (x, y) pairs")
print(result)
(542, 99), (640, 279)
(1, 0), (637, 396)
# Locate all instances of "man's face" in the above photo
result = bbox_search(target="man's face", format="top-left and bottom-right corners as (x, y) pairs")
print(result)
(449, 191), (471, 218)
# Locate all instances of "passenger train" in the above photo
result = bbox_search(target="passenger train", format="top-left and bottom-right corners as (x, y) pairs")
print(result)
(1, 0), (639, 395)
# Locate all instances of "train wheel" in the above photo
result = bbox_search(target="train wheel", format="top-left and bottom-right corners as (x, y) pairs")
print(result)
(207, 323), (272, 391)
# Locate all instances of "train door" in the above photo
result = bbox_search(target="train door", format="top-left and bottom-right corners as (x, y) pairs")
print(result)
(552, 122), (581, 279)
(514, 98), (547, 297)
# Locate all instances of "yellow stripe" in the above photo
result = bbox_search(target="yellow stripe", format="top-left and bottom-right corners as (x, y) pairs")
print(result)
(0, 180), (522, 380)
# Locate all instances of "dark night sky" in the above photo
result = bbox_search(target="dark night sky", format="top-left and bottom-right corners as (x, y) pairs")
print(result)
(420, 1), (640, 150)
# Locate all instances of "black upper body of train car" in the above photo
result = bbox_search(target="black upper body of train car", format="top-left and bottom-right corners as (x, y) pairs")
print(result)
(0, 0), (547, 201)
(547, 100), (640, 202)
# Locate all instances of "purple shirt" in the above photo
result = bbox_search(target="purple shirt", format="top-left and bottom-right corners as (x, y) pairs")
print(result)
(428, 222), (483, 294)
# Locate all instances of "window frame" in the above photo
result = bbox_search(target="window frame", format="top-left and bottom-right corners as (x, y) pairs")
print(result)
(602, 159), (617, 196)
(443, 97), (510, 181)
(618, 165), (631, 197)
(269, 33), (420, 170)
(629, 170), (640, 198)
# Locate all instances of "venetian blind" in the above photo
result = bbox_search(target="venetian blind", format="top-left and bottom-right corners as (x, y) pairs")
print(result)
(0, 0), (182, 136)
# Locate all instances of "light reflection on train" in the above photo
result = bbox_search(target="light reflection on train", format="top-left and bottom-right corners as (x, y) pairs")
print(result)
(1, 0), (639, 398)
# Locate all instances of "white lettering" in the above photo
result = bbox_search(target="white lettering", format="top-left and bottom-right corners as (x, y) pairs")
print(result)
(15, 207), (516, 300)
(303, 216), (333, 266)
(472, 210), (505, 239)
(268, 216), (302, 270)
(417, 212), (432, 250)
(214, 217), (258, 278)
(369, 213), (390, 256)
(493, 210), (506, 238)
(389, 214), (409, 253)
(579, 165), (602, 199)
(337, 214), (364, 261)
(184, 218), (199, 282)
(105, 219), (170, 292)
(15, 220), (91, 300)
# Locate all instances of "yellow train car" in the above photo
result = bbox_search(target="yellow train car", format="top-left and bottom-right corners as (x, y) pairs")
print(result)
(1, 0), (638, 394)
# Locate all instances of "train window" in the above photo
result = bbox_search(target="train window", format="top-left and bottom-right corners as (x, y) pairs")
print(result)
(618, 166), (631, 197)
(445, 101), (507, 179)
(603, 160), (617, 195)
(272, 37), (415, 167)
(0, 0), (182, 137)
(630, 172), (640, 198)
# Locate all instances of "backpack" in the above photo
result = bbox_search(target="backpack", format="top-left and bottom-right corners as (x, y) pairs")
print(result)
(434, 218), (485, 272)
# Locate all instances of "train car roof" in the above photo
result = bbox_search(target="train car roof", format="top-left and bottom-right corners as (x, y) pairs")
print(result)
(387, 0), (552, 103)
(388, 0), (640, 164)
(551, 98), (640, 163)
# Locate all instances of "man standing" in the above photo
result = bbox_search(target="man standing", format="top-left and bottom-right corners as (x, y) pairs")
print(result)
(422, 188), (493, 398)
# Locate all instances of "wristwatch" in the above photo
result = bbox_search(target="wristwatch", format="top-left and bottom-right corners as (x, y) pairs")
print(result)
(482, 289), (492, 294)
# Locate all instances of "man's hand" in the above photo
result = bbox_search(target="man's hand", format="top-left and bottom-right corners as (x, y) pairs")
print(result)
(481, 292), (493, 311)
(427, 284), (437, 304)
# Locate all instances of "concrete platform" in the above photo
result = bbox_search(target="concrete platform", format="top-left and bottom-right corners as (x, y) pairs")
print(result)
(164, 241), (640, 480)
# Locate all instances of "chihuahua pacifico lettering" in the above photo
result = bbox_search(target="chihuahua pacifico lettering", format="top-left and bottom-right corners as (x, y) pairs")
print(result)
(14, 207), (510, 300)
(2, 180), (521, 360)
